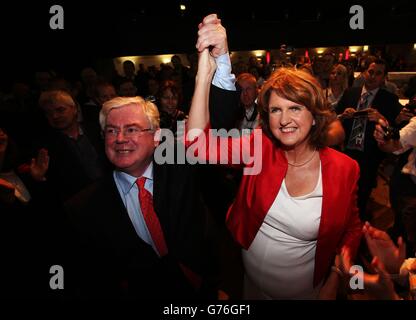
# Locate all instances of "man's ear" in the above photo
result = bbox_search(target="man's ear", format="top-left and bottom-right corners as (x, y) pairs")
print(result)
(153, 128), (161, 147)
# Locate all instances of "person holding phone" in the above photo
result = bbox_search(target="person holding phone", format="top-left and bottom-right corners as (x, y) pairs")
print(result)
(374, 116), (416, 257)
(335, 59), (402, 221)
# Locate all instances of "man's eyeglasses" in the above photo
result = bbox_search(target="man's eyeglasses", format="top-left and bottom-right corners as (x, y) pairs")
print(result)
(104, 126), (153, 138)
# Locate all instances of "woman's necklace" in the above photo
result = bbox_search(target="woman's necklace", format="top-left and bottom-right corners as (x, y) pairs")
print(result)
(286, 150), (317, 167)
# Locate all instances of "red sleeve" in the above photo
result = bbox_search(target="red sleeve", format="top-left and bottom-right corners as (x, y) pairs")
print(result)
(184, 122), (260, 169)
(338, 160), (362, 259)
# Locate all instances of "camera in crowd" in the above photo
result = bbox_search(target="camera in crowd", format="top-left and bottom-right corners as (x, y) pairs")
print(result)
(383, 125), (401, 140)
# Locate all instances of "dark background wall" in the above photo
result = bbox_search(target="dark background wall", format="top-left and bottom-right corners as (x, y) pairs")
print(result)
(1, 0), (415, 82)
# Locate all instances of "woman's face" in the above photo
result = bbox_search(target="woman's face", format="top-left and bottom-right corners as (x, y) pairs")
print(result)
(0, 128), (8, 154)
(329, 66), (345, 85)
(267, 92), (314, 150)
(160, 88), (178, 114)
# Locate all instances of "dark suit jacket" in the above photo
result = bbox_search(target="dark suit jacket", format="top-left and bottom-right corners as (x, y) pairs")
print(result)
(336, 86), (402, 184)
(35, 121), (110, 202)
(63, 85), (239, 299)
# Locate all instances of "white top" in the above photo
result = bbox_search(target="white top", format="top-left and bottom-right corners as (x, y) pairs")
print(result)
(394, 116), (416, 182)
(242, 162), (323, 299)
(324, 87), (343, 110)
(240, 105), (259, 133)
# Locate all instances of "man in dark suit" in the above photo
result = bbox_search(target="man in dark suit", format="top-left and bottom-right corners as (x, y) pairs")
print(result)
(37, 89), (110, 203)
(64, 90), (238, 299)
(336, 59), (402, 220)
(235, 72), (259, 133)
(63, 18), (239, 298)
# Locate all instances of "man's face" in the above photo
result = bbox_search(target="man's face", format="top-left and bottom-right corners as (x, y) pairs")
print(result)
(96, 85), (117, 105)
(119, 82), (137, 97)
(321, 54), (335, 73)
(238, 79), (258, 109)
(364, 62), (386, 91)
(43, 103), (78, 131)
(104, 104), (158, 177)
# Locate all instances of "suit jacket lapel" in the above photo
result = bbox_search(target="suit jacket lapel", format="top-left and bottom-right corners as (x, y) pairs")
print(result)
(100, 174), (156, 253)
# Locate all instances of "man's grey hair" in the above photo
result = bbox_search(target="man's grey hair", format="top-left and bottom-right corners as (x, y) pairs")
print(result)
(99, 96), (160, 131)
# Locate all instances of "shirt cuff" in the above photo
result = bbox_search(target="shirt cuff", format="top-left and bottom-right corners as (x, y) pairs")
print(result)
(212, 53), (236, 91)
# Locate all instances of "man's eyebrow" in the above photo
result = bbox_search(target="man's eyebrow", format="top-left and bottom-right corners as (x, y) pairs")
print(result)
(124, 123), (141, 128)
(105, 123), (141, 128)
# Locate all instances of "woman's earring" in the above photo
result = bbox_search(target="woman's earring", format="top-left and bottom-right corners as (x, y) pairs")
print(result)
(312, 119), (316, 126)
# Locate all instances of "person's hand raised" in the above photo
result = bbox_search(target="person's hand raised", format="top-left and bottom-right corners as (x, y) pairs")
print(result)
(196, 48), (217, 80)
(30, 148), (49, 182)
(196, 14), (228, 57)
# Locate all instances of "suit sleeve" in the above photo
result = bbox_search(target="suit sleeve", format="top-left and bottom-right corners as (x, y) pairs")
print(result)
(386, 94), (403, 125)
(335, 90), (348, 115)
(209, 84), (240, 130)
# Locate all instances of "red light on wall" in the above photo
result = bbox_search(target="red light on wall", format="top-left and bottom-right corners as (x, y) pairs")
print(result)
(345, 49), (350, 60)
(305, 50), (310, 63)
(266, 51), (270, 64)
(339, 52), (343, 62)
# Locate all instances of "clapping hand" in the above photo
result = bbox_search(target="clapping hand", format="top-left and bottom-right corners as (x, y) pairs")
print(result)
(363, 222), (406, 275)
(30, 148), (49, 182)
(362, 256), (400, 300)
(340, 226), (403, 300)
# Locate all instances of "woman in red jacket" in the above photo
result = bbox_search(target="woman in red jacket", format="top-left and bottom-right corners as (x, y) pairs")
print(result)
(187, 47), (362, 299)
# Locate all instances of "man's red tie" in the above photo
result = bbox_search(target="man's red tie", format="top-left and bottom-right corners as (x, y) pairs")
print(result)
(136, 177), (168, 257)
(136, 177), (201, 289)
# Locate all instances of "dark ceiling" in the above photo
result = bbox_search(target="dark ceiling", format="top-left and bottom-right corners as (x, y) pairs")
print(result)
(1, 1), (415, 74)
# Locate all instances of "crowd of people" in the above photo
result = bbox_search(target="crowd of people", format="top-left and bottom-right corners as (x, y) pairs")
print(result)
(0, 13), (415, 300)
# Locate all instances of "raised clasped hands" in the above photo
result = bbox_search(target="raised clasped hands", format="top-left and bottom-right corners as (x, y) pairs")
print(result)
(196, 13), (228, 57)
